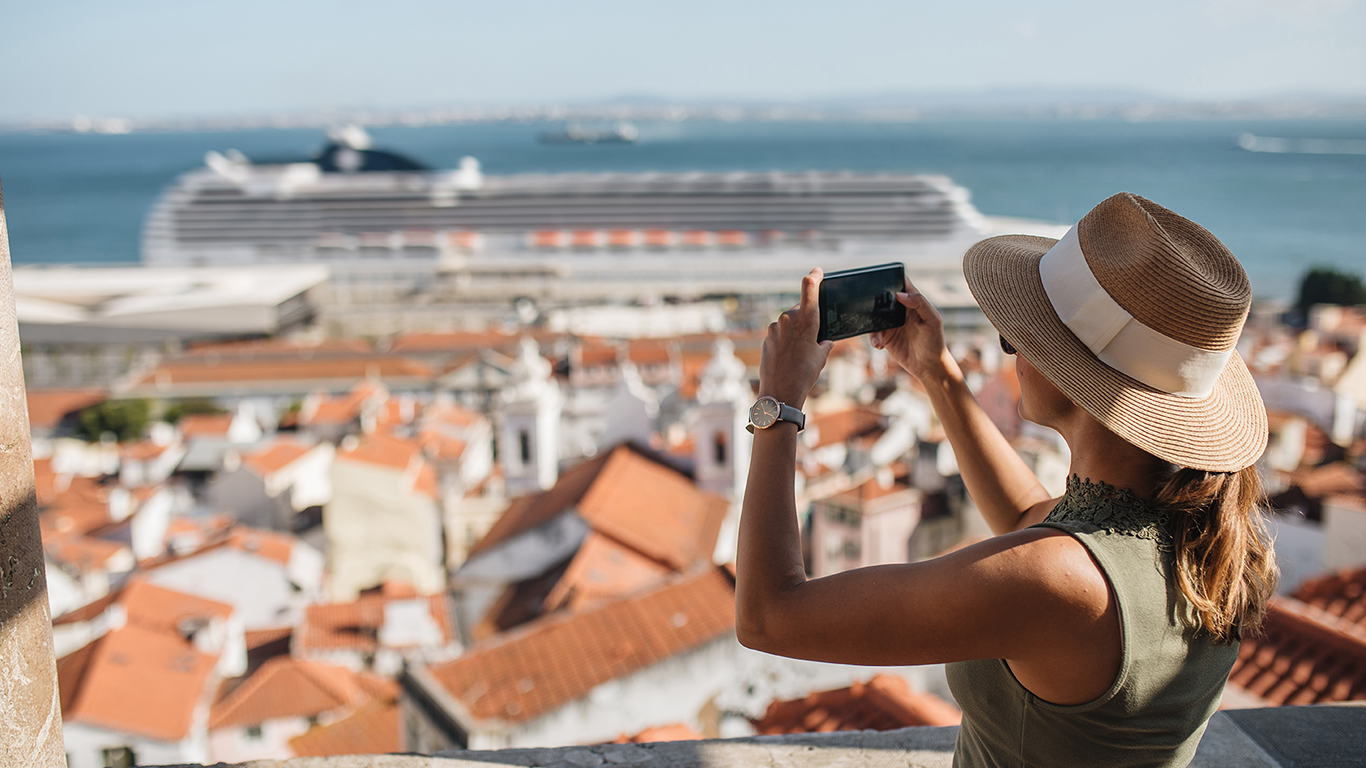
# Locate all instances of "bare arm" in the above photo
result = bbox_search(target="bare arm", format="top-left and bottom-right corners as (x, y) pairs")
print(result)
(871, 285), (1054, 533)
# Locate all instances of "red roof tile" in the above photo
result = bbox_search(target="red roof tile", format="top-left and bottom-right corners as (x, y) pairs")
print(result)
(1293, 462), (1365, 501)
(544, 533), (674, 613)
(1295, 567), (1366, 631)
(427, 567), (735, 724)
(288, 699), (401, 757)
(1227, 596), (1366, 706)
(225, 528), (296, 566)
(43, 530), (128, 573)
(805, 408), (885, 450)
(122, 438), (176, 462)
(136, 356), (431, 387)
(295, 594), (453, 654)
(179, 413), (235, 439)
(244, 627), (293, 651)
(387, 330), (521, 355)
(119, 579), (234, 632)
(26, 389), (106, 431)
(38, 475), (111, 534)
(469, 445), (727, 572)
(183, 338), (375, 358)
(577, 447), (728, 570)
(210, 656), (398, 729)
(240, 438), (315, 476)
(336, 431), (422, 473)
(57, 624), (219, 741)
(468, 450), (615, 558)
(752, 674), (961, 734)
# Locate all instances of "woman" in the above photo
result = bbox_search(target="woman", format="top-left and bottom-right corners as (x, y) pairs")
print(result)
(736, 193), (1277, 767)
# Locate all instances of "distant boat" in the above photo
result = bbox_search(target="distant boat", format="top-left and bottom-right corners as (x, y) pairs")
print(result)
(538, 122), (639, 145)
(1238, 133), (1366, 155)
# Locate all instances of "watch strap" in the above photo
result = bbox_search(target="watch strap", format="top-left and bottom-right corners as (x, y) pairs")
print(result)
(777, 402), (806, 432)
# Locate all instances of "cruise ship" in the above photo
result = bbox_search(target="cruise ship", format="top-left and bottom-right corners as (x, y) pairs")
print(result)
(143, 127), (1056, 333)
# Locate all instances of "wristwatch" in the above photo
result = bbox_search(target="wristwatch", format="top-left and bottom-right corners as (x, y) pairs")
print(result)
(747, 396), (806, 433)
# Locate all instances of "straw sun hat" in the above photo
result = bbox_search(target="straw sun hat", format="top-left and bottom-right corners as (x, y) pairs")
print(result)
(963, 192), (1267, 472)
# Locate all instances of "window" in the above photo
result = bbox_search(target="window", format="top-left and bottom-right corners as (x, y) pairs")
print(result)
(713, 431), (727, 465)
(519, 430), (531, 465)
(245, 725), (263, 740)
(101, 746), (137, 768)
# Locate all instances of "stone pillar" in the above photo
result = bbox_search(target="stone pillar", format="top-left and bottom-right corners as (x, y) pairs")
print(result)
(0, 176), (65, 765)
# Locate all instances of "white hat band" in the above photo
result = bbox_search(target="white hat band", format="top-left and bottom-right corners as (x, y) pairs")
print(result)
(1038, 226), (1233, 399)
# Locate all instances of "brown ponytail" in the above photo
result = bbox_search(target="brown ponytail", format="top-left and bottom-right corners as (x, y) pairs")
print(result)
(1156, 465), (1278, 643)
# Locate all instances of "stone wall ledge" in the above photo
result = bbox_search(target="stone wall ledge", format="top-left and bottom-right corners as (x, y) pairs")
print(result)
(151, 704), (1366, 768)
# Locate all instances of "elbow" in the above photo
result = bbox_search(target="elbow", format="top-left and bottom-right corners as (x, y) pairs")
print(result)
(734, 601), (790, 655)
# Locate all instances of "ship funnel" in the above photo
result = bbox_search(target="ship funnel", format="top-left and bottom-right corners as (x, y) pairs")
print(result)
(204, 150), (249, 183)
(327, 124), (373, 150)
(454, 156), (483, 190)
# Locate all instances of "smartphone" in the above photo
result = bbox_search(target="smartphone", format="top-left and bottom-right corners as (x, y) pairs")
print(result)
(817, 263), (907, 343)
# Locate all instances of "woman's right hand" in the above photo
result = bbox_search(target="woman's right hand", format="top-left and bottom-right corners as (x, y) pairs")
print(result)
(870, 278), (953, 384)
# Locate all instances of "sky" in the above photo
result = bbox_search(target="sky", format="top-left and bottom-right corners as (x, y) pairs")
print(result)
(2, 0), (1365, 122)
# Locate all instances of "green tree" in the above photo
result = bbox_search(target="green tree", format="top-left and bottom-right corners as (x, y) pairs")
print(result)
(76, 399), (151, 443)
(1296, 267), (1366, 313)
(163, 398), (227, 424)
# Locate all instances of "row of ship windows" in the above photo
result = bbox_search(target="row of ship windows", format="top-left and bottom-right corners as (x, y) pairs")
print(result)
(308, 229), (830, 251)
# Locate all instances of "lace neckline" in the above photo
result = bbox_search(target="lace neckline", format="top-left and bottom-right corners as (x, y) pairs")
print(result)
(1042, 475), (1171, 542)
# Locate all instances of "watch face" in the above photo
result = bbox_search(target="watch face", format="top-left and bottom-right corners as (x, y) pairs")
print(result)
(750, 396), (781, 429)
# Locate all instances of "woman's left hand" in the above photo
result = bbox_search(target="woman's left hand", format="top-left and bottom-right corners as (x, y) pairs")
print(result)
(758, 268), (834, 410)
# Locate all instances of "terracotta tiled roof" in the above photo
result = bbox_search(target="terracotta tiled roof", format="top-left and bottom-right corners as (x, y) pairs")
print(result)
(577, 446), (728, 570)
(627, 339), (673, 368)
(288, 699), (401, 757)
(119, 578), (234, 632)
(136, 356), (431, 387)
(468, 449), (615, 558)
(295, 594), (453, 654)
(26, 388), (106, 431)
(423, 401), (481, 429)
(544, 532), (674, 613)
(179, 413), (234, 439)
(241, 437), (314, 476)
(122, 438), (176, 462)
(210, 656), (398, 729)
(38, 475), (110, 533)
(469, 445), (727, 571)
(244, 627), (293, 651)
(225, 528), (296, 566)
(419, 430), (468, 463)
(183, 338), (376, 358)
(43, 530), (128, 573)
(387, 330), (521, 354)
(55, 578), (233, 631)
(427, 566), (735, 724)
(57, 624), (219, 741)
(1227, 596), (1366, 706)
(1298, 462), (1365, 498)
(752, 674), (961, 734)
(336, 432), (421, 472)
(1295, 567), (1366, 631)
(805, 408), (885, 450)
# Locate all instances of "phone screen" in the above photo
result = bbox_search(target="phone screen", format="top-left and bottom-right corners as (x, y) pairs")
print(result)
(817, 263), (907, 342)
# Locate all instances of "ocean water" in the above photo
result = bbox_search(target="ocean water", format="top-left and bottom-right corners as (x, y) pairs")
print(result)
(1, 118), (1364, 301)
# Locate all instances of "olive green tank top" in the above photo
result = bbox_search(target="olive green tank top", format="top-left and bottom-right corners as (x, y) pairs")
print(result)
(945, 476), (1238, 768)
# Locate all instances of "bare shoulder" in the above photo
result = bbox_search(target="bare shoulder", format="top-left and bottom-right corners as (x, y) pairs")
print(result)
(972, 527), (1113, 617)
